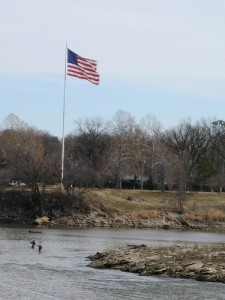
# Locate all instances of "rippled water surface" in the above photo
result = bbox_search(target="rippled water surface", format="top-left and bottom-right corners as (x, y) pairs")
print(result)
(0, 226), (225, 300)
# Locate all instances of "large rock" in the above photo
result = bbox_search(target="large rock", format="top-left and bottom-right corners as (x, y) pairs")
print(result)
(34, 216), (49, 225)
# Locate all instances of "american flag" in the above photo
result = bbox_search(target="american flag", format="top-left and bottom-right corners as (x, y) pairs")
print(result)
(67, 48), (99, 85)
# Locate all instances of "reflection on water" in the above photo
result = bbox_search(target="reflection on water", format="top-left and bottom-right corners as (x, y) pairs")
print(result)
(0, 226), (225, 300)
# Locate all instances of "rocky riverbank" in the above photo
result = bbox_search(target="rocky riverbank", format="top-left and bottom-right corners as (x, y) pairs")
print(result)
(2, 209), (225, 232)
(88, 243), (225, 284)
(33, 212), (225, 231)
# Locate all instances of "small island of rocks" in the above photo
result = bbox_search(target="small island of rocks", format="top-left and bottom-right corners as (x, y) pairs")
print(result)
(88, 243), (225, 284)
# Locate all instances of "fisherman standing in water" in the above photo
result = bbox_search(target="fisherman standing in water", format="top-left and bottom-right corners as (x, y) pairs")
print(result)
(30, 240), (36, 249)
(38, 242), (42, 253)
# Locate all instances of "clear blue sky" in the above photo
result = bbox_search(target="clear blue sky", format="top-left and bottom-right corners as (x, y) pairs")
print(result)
(1, 0), (225, 137)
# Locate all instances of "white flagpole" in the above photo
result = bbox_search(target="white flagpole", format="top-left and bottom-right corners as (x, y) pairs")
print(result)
(61, 43), (68, 188)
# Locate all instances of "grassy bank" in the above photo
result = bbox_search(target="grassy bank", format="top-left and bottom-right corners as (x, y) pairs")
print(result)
(88, 189), (225, 223)
(2, 187), (225, 225)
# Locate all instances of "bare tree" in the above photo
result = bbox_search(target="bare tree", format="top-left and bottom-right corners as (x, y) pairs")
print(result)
(64, 117), (110, 188)
(128, 124), (150, 189)
(107, 133), (132, 189)
(207, 119), (225, 191)
(163, 119), (211, 190)
(3, 113), (29, 131)
(1, 115), (61, 214)
(107, 111), (136, 188)
(73, 117), (110, 168)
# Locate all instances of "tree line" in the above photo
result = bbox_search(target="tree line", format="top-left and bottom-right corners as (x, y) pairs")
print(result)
(1, 111), (225, 193)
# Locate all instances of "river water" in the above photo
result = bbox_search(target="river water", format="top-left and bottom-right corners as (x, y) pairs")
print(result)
(0, 226), (225, 300)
